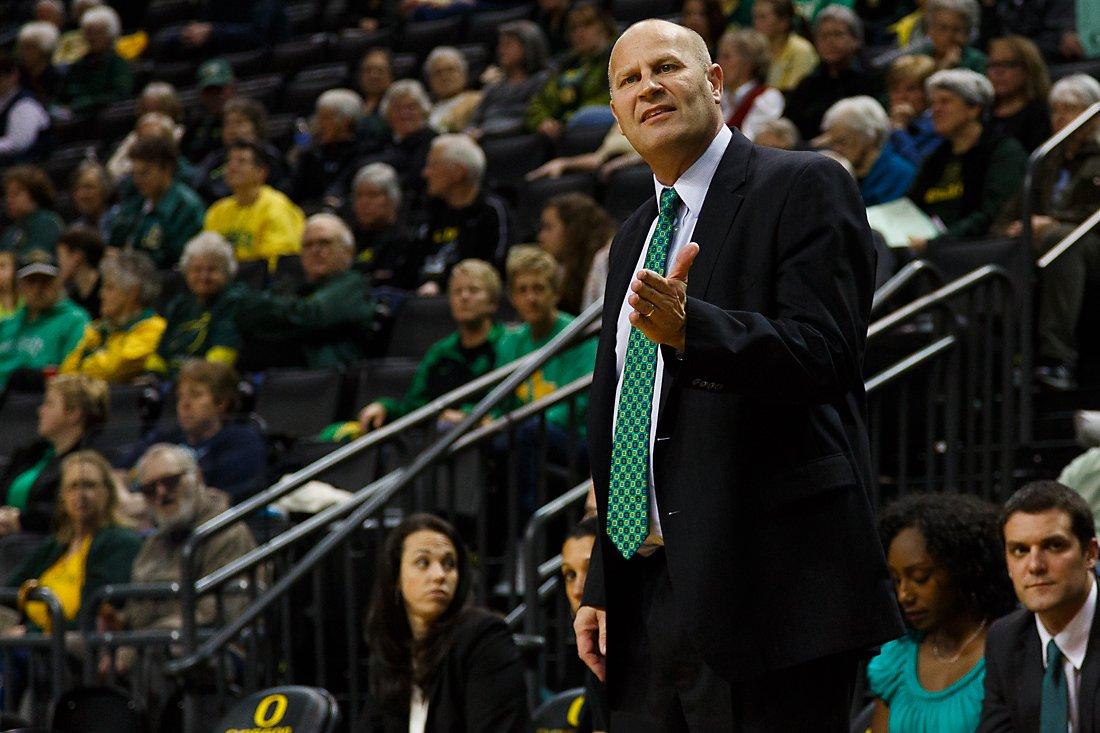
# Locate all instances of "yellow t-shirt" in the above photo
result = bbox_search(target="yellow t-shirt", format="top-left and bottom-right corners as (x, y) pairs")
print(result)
(204, 185), (305, 271)
(26, 535), (92, 631)
(768, 34), (819, 92)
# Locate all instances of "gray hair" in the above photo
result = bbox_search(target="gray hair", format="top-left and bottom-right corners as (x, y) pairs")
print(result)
(1050, 73), (1100, 109)
(756, 117), (800, 148)
(927, 0), (980, 34)
(814, 4), (863, 44)
(305, 213), (354, 253)
(718, 28), (771, 84)
(136, 111), (176, 138)
(18, 21), (59, 52)
(135, 443), (201, 483)
(425, 46), (468, 77)
(821, 95), (890, 147)
(380, 79), (432, 118)
(316, 88), (364, 123)
(81, 5), (120, 37)
(181, 231), (239, 279)
(72, 0), (102, 20)
(352, 162), (402, 210)
(100, 250), (159, 307)
(926, 68), (993, 108)
(430, 133), (486, 184)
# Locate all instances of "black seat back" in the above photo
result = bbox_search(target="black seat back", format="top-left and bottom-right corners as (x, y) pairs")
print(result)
(211, 686), (339, 733)
(51, 686), (148, 733)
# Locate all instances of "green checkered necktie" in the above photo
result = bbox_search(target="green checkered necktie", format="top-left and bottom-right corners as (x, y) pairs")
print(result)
(607, 186), (680, 559)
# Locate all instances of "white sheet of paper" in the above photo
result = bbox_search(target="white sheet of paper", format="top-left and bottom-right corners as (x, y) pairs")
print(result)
(866, 197), (944, 248)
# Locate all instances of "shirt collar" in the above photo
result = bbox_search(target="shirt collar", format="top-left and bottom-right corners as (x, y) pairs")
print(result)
(1037, 575), (1097, 671)
(651, 124), (732, 218)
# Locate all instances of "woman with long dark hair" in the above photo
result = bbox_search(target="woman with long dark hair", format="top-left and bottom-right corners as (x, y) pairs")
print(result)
(536, 192), (615, 315)
(354, 514), (530, 732)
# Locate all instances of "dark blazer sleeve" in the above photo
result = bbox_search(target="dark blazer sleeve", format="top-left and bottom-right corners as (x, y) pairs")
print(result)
(977, 617), (1017, 732)
(76, 526), (142, 630)
(680, 155), (872, 404)
(580, 528), (605, 608)
(458, 612), (532, 733)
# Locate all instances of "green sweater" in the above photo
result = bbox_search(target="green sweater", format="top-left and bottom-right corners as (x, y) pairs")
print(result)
(526, 48), (612, 130)
(0, 298), (90, 390)
(153, 284), (246, 375)
(108, 181), (206, 269)
(0, 209), (63, 256)
(495, 312), (597, 433)
(59, 49), (133, 113)
(378, 323), (505, 420)
(7, 524), (141, 631)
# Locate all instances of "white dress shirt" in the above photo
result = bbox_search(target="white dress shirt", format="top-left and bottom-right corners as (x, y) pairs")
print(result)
(1037, 576), (1097, 732)
(719, 81), (785, 141)
(0, 88), (49, 157)
(611, 124), (732, 546)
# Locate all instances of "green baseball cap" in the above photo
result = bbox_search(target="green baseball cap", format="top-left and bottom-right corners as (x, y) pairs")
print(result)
(197, 58), (234, 89)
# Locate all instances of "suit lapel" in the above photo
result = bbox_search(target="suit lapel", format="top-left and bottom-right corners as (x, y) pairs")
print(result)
(1018, 617), (1044, 731)
(1077, 596), (1100, 733)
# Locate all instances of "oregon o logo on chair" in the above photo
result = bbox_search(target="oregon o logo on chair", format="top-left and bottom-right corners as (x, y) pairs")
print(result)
(217, 685), (339, 733)
(254, 693), (289, 727)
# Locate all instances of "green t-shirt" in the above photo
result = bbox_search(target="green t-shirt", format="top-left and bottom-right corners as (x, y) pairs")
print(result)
(108, 181), (205, 269)
(0, 298), (90, 390)
(6, 447), (54, 510)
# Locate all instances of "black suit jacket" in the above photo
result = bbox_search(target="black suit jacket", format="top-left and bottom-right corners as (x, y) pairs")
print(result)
(979, 601), (1100, 732)
(581, 129), (903, 690)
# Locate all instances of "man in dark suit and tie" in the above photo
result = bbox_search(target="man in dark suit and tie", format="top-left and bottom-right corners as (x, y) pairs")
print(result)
(573, 18), (903, 731)
(980, 481), (1100, 732)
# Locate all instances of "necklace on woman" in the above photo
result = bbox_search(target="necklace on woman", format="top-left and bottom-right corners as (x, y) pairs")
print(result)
(931, 619), (988, 663)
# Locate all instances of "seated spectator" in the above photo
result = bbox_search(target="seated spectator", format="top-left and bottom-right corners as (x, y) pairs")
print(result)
(349, 163), (417, 289)
(996, 74), (1100, 392)
(424, 47), (482, 134)
(920, 0), (986, 72)
(147, 233), (245, 376)
(0, 251), (16, 320)
(191, 97), (287, 205)
(559, 515), (608, 733)
(754, 116), (801, 149)
(907, 69), (1027, 251)
(235, 214), (379, 369)
(981, 481), (1100, 730)
(105, 82), (186, 183)
(819, 96), (917, 206)
(536, 193), (615, 314)
(411, 134), (511, 295)
(354, 514), (529, 732)
(116, 361), (265, 502)
(992, 0), (1080, 64)
(535, 0), (570, 57)
(15, 21), (60, 103)
(0, 374), (108, 579)
(181, 59), (236, 165)
(681, 0), (727, 54)
(786, 5), (881, 141)
(753, 0), (818, 92)
(0, 52), (50, 166)
(61, 251), (166, 383)
(0, 165), (62, 256)
(68, 160), (114, 238)
(204, 141), (304, 271)
(986, 36), (1052, 153)
(467, 21), (550, 140)
(56, 224), (103, 318)
(868, 493), (1016, 732)
(98, 443), (257, 674)
(884, 54), (941, 167)
(718, 29), (786, 143)
(290, 89), (367, 213)
(107, 136), (205, 269)
(367, 81), (437, 213)
(0, 250), (90, 392)
(169, 1), (288, 56)
(56, 6), (132, 115)
(526, 1), (616, 139)
(358, 259), (504, 432)
(53, 0), (102, 67)
(106, 111), (186, 185)
(6, 450), (140, 632)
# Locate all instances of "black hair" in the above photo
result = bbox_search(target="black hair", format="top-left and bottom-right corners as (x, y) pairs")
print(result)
(228, 139), (270, 170)
(365, 513), (473, 717)
(1002, 480), (1096, 550)
(130, 135), (179, 171)
(57, 224), (106, 267)
(879, 493), (1018, 623)
(566, 514), (598, 543)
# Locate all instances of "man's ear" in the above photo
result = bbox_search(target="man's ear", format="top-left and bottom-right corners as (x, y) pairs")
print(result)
(1086, 536), (1099, 569)
(708, 62), (723, 102)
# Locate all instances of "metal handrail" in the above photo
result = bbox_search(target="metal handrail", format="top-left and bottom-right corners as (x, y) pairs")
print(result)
(0, 587), (66, 703)
(865, 335), (957, 393)
(520, 481), (590, 637)
(169, 299), (604, 670)
(1038, 207), (1100, 269)
(870, 259), (943, 318)
(868, 264), (1012, 338)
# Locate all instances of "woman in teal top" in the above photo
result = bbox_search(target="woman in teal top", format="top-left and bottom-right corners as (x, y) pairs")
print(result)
(868, 494), (1018, 732)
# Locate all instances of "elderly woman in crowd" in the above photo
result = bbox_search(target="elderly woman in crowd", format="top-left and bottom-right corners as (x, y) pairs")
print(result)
(6, 450), (139, 633)
(61, 251), (166, 383)
(147, 233), (244, 377)
(291, 88), (367, 213)
(56, 5), (132, 115)
(754, 117), (801, 150)
(468, 21), (550, 140)
(356, 47), (394, 153)
(353, 514), (530, 732)
(753, 0), (817, 92)
(907, 69), (1027, 250)
(867, 493), (1016, 732)
(921, 0), (985, 72)
(526, 1), (616, 139)
(424, 47), (482, 135)
(717, 28), (785, 141)
(53, 0), (104, 66)
(985, 36), (1052, 152)
(358, 259), (503, 432)
(0, 375), (108, 578)
(68, 161), (114, 238)
(116, 360), (266, 502)
(368, 80), (438, 213)
(0, 165), (62, 256)
(349, 163), (415, 289)
(15, 21), (60, 102)
(820, 96), (917, 206)
(191, 97), (287, 205)
(885, 54), (941, 167)
(996, 74), (1100, 392)
(536, 192), (616, 314)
